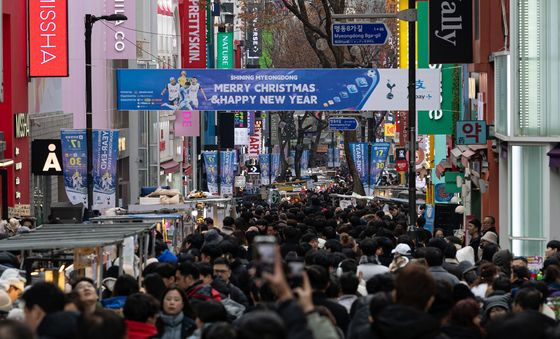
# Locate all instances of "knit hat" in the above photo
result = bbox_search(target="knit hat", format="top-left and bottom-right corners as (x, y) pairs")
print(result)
(157, 249), (178, 264)
(484, 295), (510, 315)
(0, 289), (12, 312)
(481, 231), (498, 245)
(203, 229), (223, 246)
(0, 269), (26, 291)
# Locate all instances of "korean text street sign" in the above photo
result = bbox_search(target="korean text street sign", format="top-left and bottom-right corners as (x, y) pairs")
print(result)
(332, 23), (390, 45)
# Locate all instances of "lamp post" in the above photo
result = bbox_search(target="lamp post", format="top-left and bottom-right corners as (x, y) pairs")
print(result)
(84, 14), (127, 220)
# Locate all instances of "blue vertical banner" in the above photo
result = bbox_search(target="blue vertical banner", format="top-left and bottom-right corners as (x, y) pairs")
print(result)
(424, 204), (435, 233)
(247, 111), (255, 135)
(203, 112), (216, 146)
(271, 153), (280, 182)
(300, 150), (309, 175)
(92, 130), (119, 209)
(328, 147), (341, 167)
(203, 151), (219, 195)
(370, 142), (390, 192)
(259, 153), (271, 185)
(61, 130), (88, 206)
(220, 151), (235, 196)
(350, 142), (369, 195)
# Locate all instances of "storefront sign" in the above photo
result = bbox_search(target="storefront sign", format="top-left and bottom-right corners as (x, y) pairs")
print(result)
(429, 0), (473, 64)
(248, 119), (261, 160)
(234, 112), (247, 128)
(395, 147), (408, 172)
(217, 32), (234, 69)
(246, 1), (262, 58)
(8, 204), (31, 218)
(28, 0), (68, 77)
(370, 143), (390, 190)
(180, 0), (207, 68)
(117, 68), (441, 111)
(105, 0), (136, 59)
(14, 113), (29, 138)
(32, 139), (63, 175)
(174, 110), (200, 136)
(456, 120), (487, 145)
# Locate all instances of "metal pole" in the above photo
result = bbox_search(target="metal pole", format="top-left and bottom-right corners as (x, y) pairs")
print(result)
(408, 0), (417, 228)
(331, 132), (335, 168)
(85, 15), (94, 220)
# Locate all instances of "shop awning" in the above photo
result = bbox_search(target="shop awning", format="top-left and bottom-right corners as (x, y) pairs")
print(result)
(547, 144), (560, 168)
(160, 160), (180, 174)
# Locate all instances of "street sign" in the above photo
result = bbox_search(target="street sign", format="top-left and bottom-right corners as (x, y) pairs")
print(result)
(456, 120), (487, 145)
(331, 23), (390, 46)
(328, 117), (358, 130)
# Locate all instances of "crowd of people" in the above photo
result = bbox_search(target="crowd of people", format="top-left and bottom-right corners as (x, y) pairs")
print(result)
(0, 194), (559, 339)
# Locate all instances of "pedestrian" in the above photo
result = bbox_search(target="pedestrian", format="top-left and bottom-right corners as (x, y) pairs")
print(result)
(157, 287), (196, 339)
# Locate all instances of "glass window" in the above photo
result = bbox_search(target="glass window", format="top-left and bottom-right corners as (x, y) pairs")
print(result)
(516, 0), (560, 136)
(510, 145), (546, 256)
(494, 54), (509, 135)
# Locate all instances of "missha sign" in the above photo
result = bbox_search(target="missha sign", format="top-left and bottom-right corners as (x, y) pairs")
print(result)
(180, 0), (207, 68)
(28, 0), (69, 77)
(429, 0), (473, 64)
(105, 0), (136, 59)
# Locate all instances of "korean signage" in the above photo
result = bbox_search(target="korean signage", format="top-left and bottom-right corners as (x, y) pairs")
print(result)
(328, 117), (358, 130)
(174, 110), (200, 137)
(331, 23), (390, 45)
(28, 0), (69, 77)
(456, 120), (487, 145)
(32, 139), (63, 175)
(429, 0), (473, 64)
(117, 68), (441, 111)
(180, 0), (207, 68)
(246, 1), (262, 58)
(217, 32), (234, 69)
(104, 0), (136, 59)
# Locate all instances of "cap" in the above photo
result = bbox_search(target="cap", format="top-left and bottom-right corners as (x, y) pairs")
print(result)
(481, 231), (498, 245)
(391, 243), (412, 256)
(169, 77), (175, 81)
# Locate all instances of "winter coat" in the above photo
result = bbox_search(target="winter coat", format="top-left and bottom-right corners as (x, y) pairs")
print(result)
(37, 311), (78, 339)
(312, 292), (350, 334)
(185, 281), (221, 303)
(125, 320), (158, 339)
(158, 312), (196, 339)
(306, 311), (341, 339)
(277, 299), (315, 339)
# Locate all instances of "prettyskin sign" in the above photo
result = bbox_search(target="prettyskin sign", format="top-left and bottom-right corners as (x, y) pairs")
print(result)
(117, 68), (441, 111)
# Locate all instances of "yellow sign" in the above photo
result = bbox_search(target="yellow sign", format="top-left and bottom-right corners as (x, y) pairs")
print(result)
(384, 123), (396, 137)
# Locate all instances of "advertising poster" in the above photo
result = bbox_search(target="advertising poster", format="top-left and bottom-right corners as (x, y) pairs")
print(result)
(271, 153), (281, 181)
(349, 142), (369, 195)
(220, 151), (235, 196)
(175, 110), (200, 137)
(92, 130), (119, 209)
(117, 68), (441, 111)
(203, 151), (219, 195)
(217, 32), (234, 69)
(259, 154), (271, 185)
(248, 116), (261, 160)
(61, 130), (88, 205)
(328, 147), (341, 168)
(179, 0), (207, 68)
(370, 142), (390, 191)
(301, 150), (310, 175)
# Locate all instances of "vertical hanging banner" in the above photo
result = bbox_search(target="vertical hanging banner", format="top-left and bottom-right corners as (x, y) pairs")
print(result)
(217, 32), (234, 69)
(370, 142), (390, 191)
(179, 0), (207, 68)
(259, 154), (271, 185)
(248, 115), (261, 160)
(92, 130), (119, 209)
(175, 111), (200, 136)
(246, 0), (262, 58)
(349, 143), (369, 195)
(300, 150), (310, 175)
(104, 0), (136, 59)
(429, 0), (473, 64)
(328, 147), (341, 168)
(203, 151), (219, 195)
(61, 130), (87, 205)
(271, 153), (280, 181)
(220, 151), (235, 196)
(28, 0), (69, 77)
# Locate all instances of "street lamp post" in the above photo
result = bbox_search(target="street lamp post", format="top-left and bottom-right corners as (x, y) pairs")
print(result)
(84, 14), (127, 220)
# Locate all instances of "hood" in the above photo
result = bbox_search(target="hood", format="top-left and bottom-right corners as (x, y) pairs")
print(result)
(125, 320), (158, 339)
(37, 311), (78, 339)
(373, 305), (441, 339)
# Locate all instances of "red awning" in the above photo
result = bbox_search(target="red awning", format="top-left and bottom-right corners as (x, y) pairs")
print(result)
(160, 160), (180, 174)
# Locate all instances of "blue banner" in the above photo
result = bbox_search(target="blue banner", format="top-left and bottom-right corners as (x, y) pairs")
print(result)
(370, 142), (390, 192)
(203, 151), (219, 195)
(220, 151), (235, 196)
(259, 154), (271, 185)
(61, 130), (88, 206)
(271, 153), (280, 181)
(328, 147), (341, 168)
(203, 112), (216, 146)
(116, 69), (441, 111)
(301, 150), (309, 175)
(350, 142), (369, 195)
(93, 130), (119, 209)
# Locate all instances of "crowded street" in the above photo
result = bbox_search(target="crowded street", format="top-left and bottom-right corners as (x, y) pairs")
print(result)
(1, 0), (560, 338)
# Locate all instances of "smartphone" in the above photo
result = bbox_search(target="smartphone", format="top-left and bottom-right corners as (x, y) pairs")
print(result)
(254, 235), (277, 277)
(287, 258), (305, 288)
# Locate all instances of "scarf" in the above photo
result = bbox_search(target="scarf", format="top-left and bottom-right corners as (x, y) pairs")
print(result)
(160, 312), (184, 339)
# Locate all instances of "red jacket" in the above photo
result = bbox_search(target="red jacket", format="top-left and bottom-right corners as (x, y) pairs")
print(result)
(125, 320), (158, 339)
